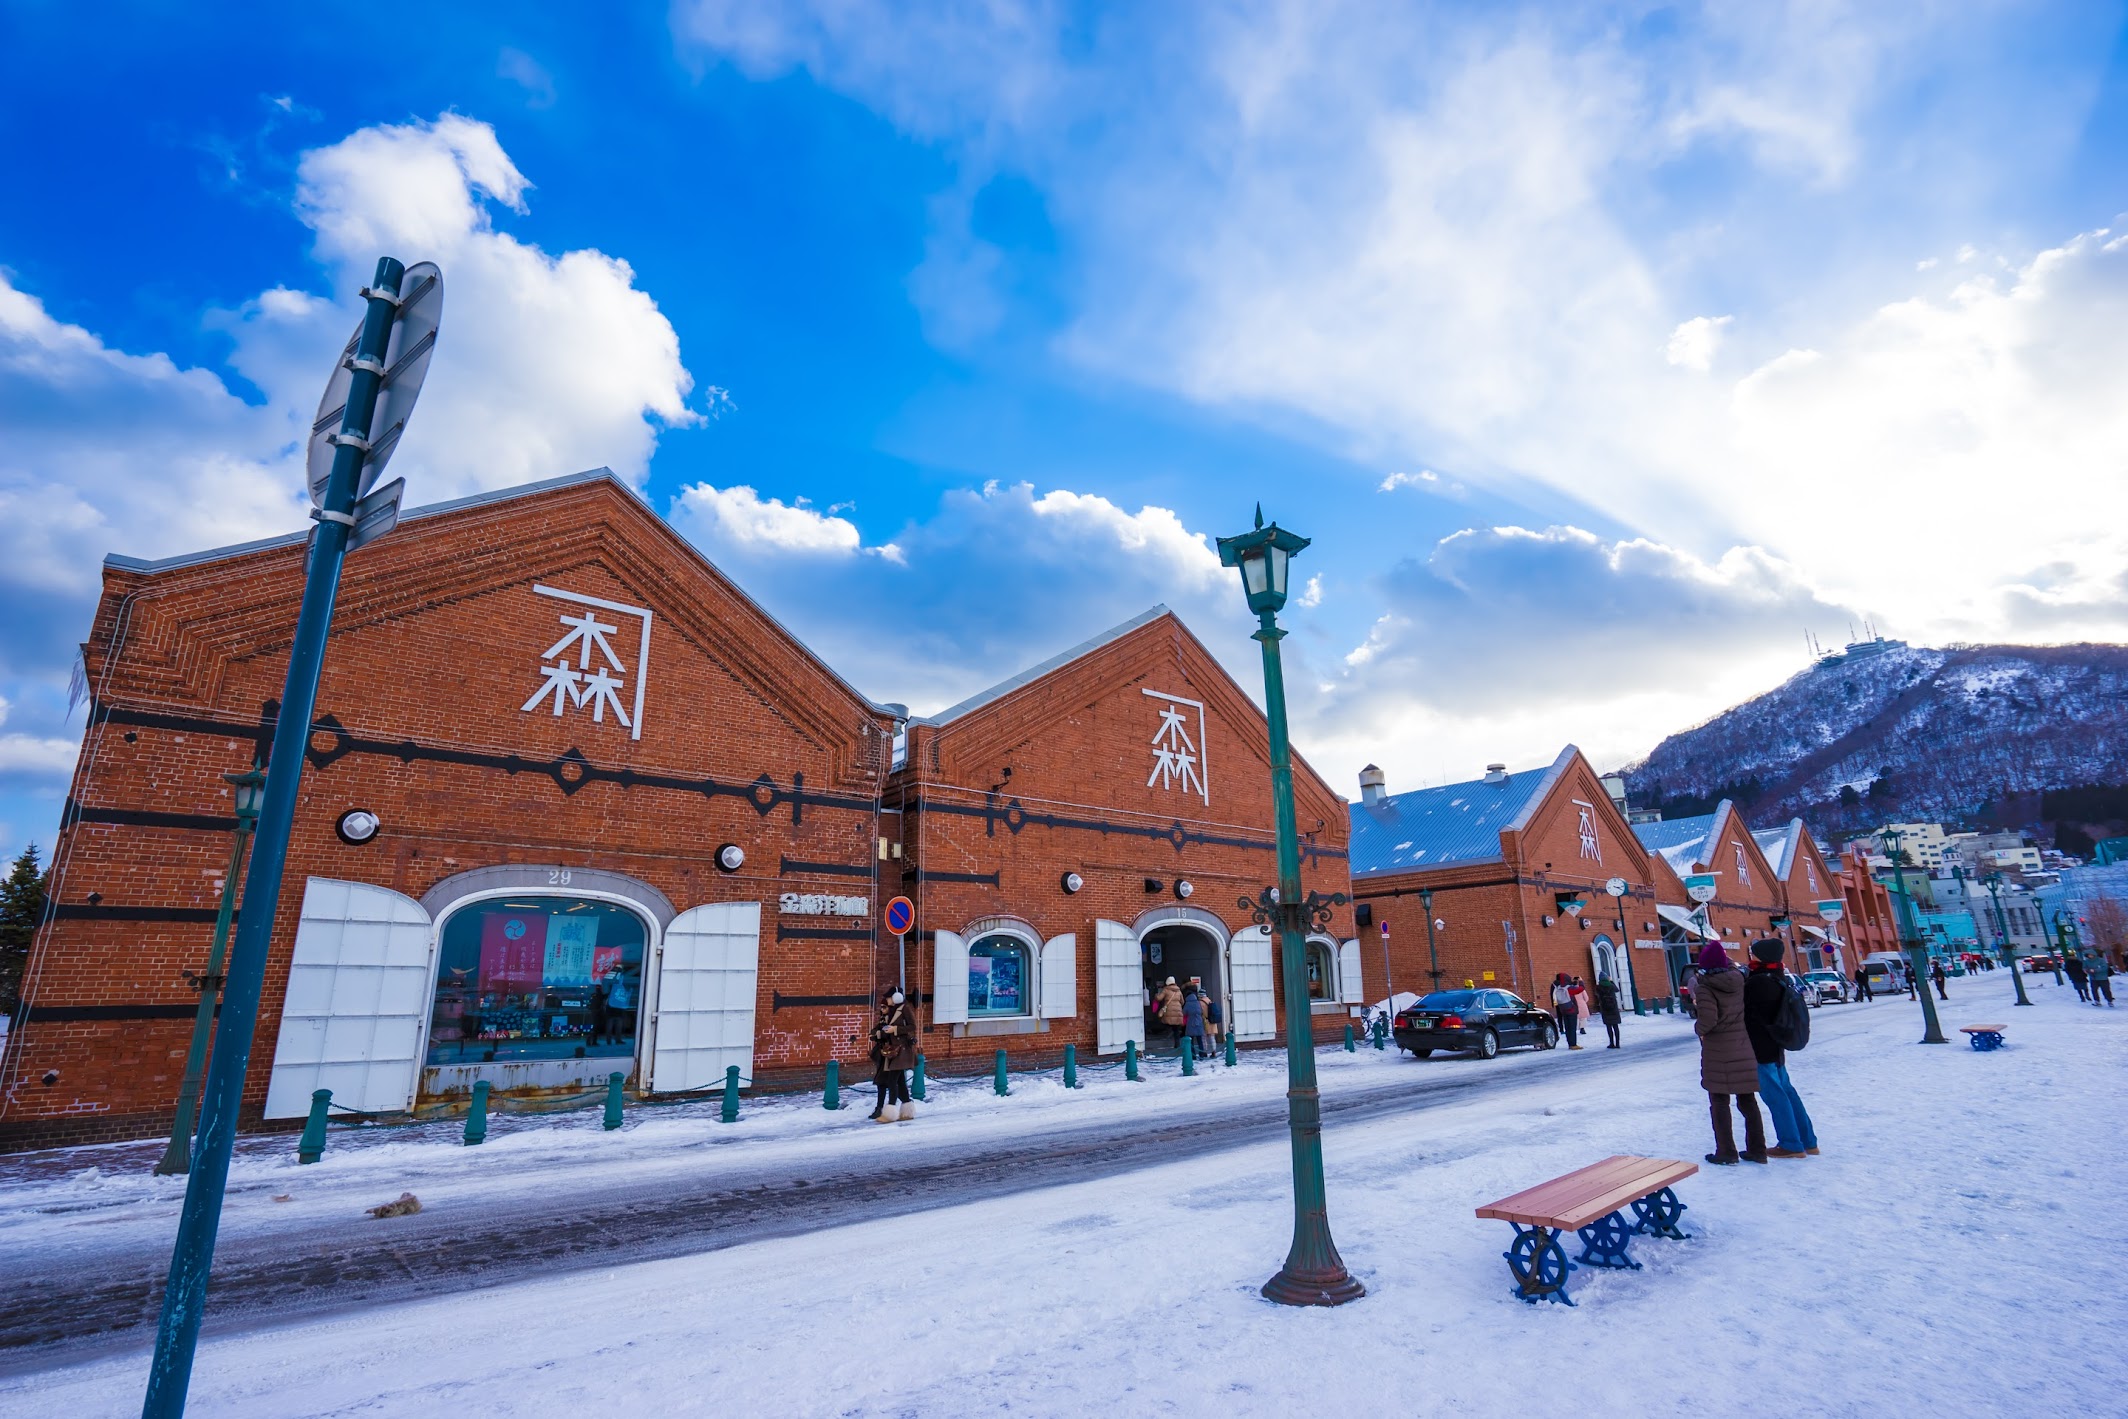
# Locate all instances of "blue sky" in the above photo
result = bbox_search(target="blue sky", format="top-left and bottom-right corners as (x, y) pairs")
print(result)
(3, 1), (2127, 862)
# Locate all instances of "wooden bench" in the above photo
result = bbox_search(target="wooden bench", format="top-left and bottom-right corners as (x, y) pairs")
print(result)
(1475, 1155), (1698, 1305)
(1960, 1024), (2007, 1052)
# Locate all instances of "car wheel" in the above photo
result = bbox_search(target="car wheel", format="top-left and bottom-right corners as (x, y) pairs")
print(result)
(1412, 1048), (1434, 1059)
(1474, 1029), (1500, 1060)
(1536, 1022), (1559, 1050)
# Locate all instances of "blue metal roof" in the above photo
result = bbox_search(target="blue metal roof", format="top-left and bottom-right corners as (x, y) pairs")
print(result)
(1632, 813), (1718, 856)
(1348, 763), (1554, 877)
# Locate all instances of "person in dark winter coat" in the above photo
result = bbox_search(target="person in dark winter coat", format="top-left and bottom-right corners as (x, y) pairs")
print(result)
(1691, 942), (1767, 1165)
(868, 988), (919, 1122)
(2065, 952), (2090, 1002)
(1742, 939), (1818, 1159)
(1594, 976), (1623, 1048)
(1181, 983), (1209, 1060)
(1930, 960), (1949, 999)
(2085, 955), (2114, 1006)
(1852, 965), (1872, 1002)
(1550, 972), (1581, 1049)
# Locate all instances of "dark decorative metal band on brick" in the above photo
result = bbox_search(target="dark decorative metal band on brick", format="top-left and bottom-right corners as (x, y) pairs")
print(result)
(912, 868), (1001, 887)
(61, 800), (239, 832)
(923, 793), (1350, 863)
(50, 904), (227, 924)
(93, 703), (876, 826)
(771, 991), (875, 1010)
(779, 857), (873, 878)
(18, 1003), (208, 1023)
(773, 923), (873, 942)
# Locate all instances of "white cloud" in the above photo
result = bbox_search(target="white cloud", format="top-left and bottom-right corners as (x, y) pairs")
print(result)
(670, 479), (1241, 710)
(1665, 315), (1733, 372)
(0, 698), (77, 781)
(1297, 574), (1323, 609)
(672, 483), (871, 555)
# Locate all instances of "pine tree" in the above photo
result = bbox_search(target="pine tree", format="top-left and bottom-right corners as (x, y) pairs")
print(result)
(0, 842), (48, 1019)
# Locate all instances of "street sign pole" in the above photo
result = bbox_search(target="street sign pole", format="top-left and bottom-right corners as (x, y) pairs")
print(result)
(143, 258), (421, 1419)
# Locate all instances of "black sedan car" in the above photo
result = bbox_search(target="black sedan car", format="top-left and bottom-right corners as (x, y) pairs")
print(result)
(1394, 988), (1559, 1059)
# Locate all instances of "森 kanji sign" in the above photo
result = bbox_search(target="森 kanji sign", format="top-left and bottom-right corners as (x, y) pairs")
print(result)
(520, 583), (654, 740)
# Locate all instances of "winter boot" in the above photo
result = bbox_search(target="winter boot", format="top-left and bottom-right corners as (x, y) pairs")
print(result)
(897, 1100), (915, 1122)
(871, 1107), (896, 1124)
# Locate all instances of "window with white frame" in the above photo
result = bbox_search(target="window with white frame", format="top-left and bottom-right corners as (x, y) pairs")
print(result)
(968, 932), (1034, 1017)
(1304, 939), (1336, 1001)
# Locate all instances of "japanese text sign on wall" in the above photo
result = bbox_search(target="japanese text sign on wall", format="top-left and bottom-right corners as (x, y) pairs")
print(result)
(520, 584), (654, 740)
(1572, 800), (1602, 862)
(780, 893), (869, 918)
(1143, 687), (1209, 804)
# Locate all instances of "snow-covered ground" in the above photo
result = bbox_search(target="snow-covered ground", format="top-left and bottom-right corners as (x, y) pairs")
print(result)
(2, 975), (2120, 1416)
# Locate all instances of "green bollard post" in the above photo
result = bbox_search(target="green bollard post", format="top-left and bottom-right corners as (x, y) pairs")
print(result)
(823, 1059), (841, 1111)
(1343, 1024), (1355, 1053)
(1181, 1035), (1196, 1075)
(296, 1088), (331, 1165)
(1372, 1014), (1387, 1050)
(994, 1049), (1010, 1096)
(913, 1053), (927, 1102)
(464, 1080), (490, 1146)
(1063, 1044), (1078, 1089)
(1224, 1032), (1237, 1067)
(603, 1072), (625, 1130)
(720, 1065), (740, 1123)
(1634, 996), (1645, 1017)
(1126, 1037), (1140, 1081)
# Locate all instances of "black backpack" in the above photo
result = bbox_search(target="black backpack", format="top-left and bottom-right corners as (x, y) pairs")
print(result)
(1771, 978), (1811, 1052)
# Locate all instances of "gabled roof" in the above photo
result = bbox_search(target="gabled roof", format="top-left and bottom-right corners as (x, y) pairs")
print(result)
(1349, 748), (1574, 877)
(1754, 822), (1804, 880)
(1633, 812), (1719, 876)
(916, 605), (1170, 727)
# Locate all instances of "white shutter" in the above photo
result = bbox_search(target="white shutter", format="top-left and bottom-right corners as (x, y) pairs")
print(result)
(1095, 919), (1143, 1055)
(1337, 938), (1364, 1004)
(932, 929), (969, 1026)
(264, 879), (432, 1119)
(1040, 933), (1077, 1019)
(647, 901), (760, 1094)
(1229, 924), (1277, 1041)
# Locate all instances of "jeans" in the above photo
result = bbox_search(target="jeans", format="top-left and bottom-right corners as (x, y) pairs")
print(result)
(1755, 1061), (1817, 1151)
(1556, 1007), (1579, 1047)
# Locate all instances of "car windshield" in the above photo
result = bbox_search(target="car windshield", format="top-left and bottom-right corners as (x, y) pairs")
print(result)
(1415, 990), (1477, 1010)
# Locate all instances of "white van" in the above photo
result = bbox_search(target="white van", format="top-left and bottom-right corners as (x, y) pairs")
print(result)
(1859, 952), (1908, 996)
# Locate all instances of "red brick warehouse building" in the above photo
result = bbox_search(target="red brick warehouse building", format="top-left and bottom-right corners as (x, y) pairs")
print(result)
(1, 473), (1359, 1150)
(1345, 748), (1676, 1013)
(888, 607), (1358, 1072)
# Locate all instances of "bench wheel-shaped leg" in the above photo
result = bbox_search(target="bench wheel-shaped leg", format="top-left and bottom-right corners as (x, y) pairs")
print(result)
(1630, 1186), (1691, 1241)
(1969, 1030), (2003, 1052)
(1504, 1224), (1576, 1306)
(1575, 1210), (1642, 1271)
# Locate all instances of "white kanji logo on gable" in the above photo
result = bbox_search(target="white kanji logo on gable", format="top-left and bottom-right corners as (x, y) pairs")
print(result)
(1144, 688), (1209, 804)
(1572, 800), (1601, 862)
(520, 585), (654, 740)
(1735, 842), (1750, 888)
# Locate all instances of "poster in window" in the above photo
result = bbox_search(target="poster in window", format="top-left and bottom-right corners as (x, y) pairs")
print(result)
(479, 912), (545, 994)
(971, 952), (1024, 1014)
(543, 914), (599, 988)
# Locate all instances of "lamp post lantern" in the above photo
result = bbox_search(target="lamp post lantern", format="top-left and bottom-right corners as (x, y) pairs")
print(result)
(1419, 887), (1443, 992)
(1880, 826), (1947, 1043)
(1219, 506), (1363, 1308)
(1983, 873), (2031, 1008)
(153, 769), (266, 1176)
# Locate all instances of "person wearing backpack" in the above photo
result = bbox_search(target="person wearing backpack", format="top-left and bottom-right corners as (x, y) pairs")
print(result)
(1743, 939), (1818, 1159)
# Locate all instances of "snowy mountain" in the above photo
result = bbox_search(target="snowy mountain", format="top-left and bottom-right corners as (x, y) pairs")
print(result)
(1622, 642), (2128, 842)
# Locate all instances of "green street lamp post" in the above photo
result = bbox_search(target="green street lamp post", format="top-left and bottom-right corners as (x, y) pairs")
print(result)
(1880, 826), (1947, 1043)
(1219, 507), (1364, 1309)
(153, 769), (267, 1176)
(1419, 887), (1443, 992)
(2046, 910), (2069, 985)
(1982, 873), (2031, 1008)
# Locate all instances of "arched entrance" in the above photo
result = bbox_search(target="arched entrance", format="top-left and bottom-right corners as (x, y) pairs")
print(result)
(1133, 906), (1230, 1051)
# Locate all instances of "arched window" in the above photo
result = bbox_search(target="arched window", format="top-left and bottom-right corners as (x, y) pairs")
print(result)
(427, 896), (649, 1065)
(968, 933), (1033, 1017)
(1305, 939), (1337, 1001)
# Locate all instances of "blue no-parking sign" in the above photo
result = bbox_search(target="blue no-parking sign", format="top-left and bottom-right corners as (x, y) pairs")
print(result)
(884, 896), (915, 936)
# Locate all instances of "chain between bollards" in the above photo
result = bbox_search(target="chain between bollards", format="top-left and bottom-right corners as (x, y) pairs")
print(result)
(296, 1089), (331, 1165)
(463, 1081), (490, 1146)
